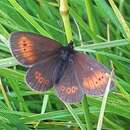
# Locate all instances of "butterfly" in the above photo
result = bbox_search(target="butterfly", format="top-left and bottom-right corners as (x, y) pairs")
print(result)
(9, 32), (113, 103)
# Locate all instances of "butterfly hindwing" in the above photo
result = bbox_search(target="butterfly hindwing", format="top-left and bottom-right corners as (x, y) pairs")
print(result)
(26, 54), (58, 91)
(55, 61), (83, 103)
(74, 52), (113, 96)
(9, 32), (62, 66)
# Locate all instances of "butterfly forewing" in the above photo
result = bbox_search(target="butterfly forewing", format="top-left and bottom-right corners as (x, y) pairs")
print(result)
(26, 54), (58, 91)
(9, 32), (62, 66)
(74, 52), (113, 96)
(55, 61), (83, 103)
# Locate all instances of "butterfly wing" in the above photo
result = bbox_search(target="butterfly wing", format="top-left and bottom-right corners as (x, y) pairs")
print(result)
(26, 54), (58, 91)
(74, 52), (114, 96)
(55, 60), (83, 103)
(9, 32), (62, 66)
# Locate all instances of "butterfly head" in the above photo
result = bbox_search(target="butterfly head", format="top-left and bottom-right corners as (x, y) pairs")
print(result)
(67, 41), (74, 51)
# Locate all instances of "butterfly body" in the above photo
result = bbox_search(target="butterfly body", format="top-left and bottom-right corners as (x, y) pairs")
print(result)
(9, 32), (114, 103)
(53, 42), (75, 84)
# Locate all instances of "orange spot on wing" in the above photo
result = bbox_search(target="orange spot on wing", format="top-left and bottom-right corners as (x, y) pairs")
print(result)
(34, 71), (49, 85)
(18, 36), (36, 62)
(72, 86), (78, 93)
(83, 71), (109, 89)
(60, 85), (78, 95)
(61, 86), (66, 91)
(66, 88), (72, 94)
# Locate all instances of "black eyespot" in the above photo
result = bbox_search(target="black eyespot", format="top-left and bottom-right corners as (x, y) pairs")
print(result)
(23, 43), (27, 46)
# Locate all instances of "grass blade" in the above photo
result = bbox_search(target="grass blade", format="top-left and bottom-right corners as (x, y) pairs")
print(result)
(96, 71), (113, 130)
(65, 103), (86, 130)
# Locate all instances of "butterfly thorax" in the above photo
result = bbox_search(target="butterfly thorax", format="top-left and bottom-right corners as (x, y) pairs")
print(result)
(54, 42), (74, 84)
(60, 42), (74, 61)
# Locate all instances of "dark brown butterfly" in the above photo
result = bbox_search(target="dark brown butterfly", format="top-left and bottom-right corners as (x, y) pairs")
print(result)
(9, 32), (113, 103)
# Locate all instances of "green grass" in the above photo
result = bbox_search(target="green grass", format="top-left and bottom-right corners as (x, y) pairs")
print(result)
(0, 0), (130, 130)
